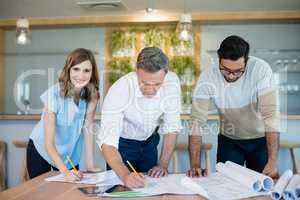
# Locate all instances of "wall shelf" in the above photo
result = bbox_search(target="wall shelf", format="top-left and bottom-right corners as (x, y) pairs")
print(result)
(1, 114), (300, 120)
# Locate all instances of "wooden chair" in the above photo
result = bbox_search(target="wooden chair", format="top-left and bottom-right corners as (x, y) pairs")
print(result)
(172, 143), (212, 174)
(0, 140), (7, 191)
(12, 140), (29, 183)
(280, 140), (300, 174)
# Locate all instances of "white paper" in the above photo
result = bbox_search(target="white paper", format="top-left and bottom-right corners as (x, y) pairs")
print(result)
(216, 162), (262, 191)
(225, 161), (273, 191)
(132, 174), (195, 196)
(271, 169), (293, 200)
(181, 177), (210, 199)
(105, 173), (265, 199)
(189, 172), (268, 200)
(45, 170), (270, 199)
(295, 183), (300, 198)
(45, 170), (123, 185)
(283, 174), (300, 200)
(100, 172), (268, 199)
(103, 174), (196, 197)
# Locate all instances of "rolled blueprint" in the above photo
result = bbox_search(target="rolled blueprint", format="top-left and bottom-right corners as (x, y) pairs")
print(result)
(181, 176), (210, 199)
(295, 183), (300, 199)
(271, 169), (293, 200)
(225, 161), (273, 191)
(283, 174), (300, 200)
(216, 162), (262, 192)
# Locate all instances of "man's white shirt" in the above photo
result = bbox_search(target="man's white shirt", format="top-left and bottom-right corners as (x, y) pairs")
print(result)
(97, 71), (182, 149)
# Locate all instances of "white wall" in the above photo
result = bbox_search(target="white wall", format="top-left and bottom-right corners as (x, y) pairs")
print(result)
(5, 27), (105, 114)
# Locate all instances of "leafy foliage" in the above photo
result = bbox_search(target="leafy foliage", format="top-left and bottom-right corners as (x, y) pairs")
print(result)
(108, 58), (133, 84)
(170, 56), (196, 104)
(170, 31), (192, 48)
(110, 30), (134, 54)
(143, 28), (165, 47)
(169, 56), (195, 77)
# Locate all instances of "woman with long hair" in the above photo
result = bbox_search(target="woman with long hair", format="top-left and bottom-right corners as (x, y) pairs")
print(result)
(27, 48), (100, 181)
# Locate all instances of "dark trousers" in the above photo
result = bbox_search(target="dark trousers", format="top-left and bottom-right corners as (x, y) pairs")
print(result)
(217, 134), (268, 173)
(107, 131), (160, 173)
(26, 139), (79, 179)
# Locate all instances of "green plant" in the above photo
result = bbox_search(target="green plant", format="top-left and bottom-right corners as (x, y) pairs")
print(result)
(182, 85), (193, 105)
(169, 56), (195, 77)
(110, 30), (134, 54)
(169, 56), (196, 104)
(143, 28), (164, 47)
(170, 31), (193, 49)
(108, 58), (133, 85)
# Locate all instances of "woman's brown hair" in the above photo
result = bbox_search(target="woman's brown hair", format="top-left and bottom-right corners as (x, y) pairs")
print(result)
(59, 48), (99, 102)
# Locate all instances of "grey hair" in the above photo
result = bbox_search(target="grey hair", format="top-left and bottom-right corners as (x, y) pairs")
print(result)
(136, 47), (169, 73)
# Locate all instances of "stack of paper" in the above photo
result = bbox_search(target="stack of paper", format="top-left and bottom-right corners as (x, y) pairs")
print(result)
(179, 161), (274, 200)
(103, 174), (200, 198)
(181, 171), (268, 200)
(45, 170), (122, 185)
(132, 174), (196, 196)
(181, 177), (210, 199)
(44, 166), (274, 200)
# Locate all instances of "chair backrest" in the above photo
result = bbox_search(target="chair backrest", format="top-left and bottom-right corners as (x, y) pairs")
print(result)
(0, 140), (7, 191)
(12, 140), (28, 148)
(280, 140), (300, 174)
(172, 142), (213, 173)
(12, 140), (29, 183)
(280, 140), (300, 148)
(174, 143), (212, 151)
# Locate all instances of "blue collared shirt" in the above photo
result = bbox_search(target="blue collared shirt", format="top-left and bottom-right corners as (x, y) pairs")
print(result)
(30, 83), (87, 168)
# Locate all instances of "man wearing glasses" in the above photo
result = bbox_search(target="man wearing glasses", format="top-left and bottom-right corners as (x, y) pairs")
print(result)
(187, 35), (280, 179)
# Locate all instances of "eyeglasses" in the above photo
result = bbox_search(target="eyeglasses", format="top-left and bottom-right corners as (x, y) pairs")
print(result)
(219, 64), (246, 78)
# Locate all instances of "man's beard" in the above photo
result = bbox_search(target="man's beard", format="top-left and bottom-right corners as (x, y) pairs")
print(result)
(224, 76), (239, 82)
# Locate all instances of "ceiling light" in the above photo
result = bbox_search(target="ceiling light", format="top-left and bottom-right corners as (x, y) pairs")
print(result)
(145, 7), (155, 14)
(16, 18), (31, 45)
(177, 13), (193, 41)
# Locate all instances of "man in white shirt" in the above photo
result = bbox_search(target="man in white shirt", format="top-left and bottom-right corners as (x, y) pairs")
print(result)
(98, 47), (182, 188)
(187, 35), (280, 179)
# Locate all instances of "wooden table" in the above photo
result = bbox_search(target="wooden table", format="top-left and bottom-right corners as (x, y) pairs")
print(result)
(0, 172), (272, 200)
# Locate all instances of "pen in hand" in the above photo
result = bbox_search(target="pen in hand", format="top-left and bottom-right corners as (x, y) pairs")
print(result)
(126, 160), (141, 177)
(66, 155), (78, 172)
(126, 160), (146, 187)
(66, 155), (82, 181)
